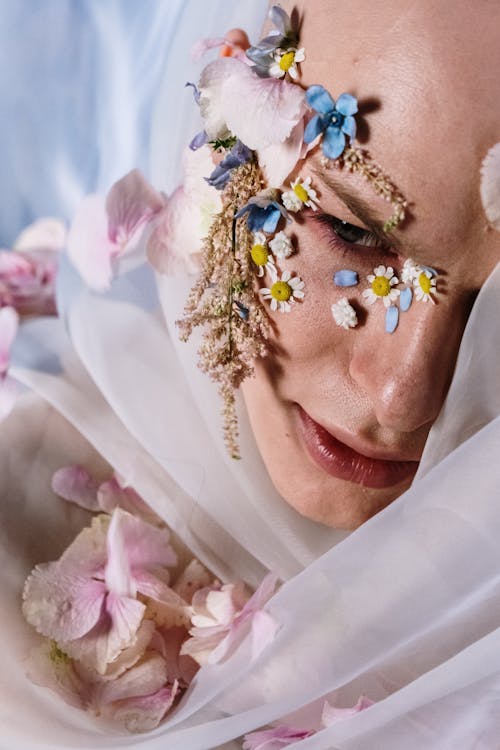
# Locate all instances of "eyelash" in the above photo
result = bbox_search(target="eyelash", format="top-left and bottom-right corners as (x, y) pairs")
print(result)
(312, 212), (389, 252)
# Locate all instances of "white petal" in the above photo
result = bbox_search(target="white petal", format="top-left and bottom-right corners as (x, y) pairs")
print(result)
(480, 142), (500, 230)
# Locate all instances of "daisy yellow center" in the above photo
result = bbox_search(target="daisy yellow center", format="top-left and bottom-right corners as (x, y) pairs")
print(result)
(293, 184), (308, 202)
(418, 272), (432, 294)
(371, 276), (391, 296)
(251, 244), (269, 266)
(270, 280), (292, 301)
(279, 51), (296, 72)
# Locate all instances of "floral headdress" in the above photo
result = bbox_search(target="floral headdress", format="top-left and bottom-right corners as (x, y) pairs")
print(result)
(173, 5), (408, 457)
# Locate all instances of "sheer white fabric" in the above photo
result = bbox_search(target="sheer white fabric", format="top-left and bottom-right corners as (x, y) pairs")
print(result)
(1, 1), (500, 749)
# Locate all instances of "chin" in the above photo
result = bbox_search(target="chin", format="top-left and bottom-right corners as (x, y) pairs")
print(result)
(269, 466), (414, 530)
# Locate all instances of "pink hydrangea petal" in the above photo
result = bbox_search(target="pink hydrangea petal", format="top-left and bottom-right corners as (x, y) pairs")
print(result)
(115, 508), (177, 572)
(67, 194), (115, 291)
(105, 510), (135, 597)
(153, 626), (199, 686)
(103, 619), (156, 679)
(190, 36), (226, 62)
(98, 651), (168, 705)
(26, 641), (91, 711)
(22, 564), (107, 642)
(258, 119), (305, 186)
(105, 169), (165, 245)
(51, 465), (100, 511)
(173, 559), (215, 604)
(105, 682), (178, 733)
(181, 630), (226, 666)
(0, 250), (32, 277)
(133, 571), (182, 604)
(97, 476), (154, 519)
(242, 726), (313, 750)
(58, 514), (108, 576)
(0, 306), (18, 374)
(70, 594), (145, 673)
(221, 60), (306, 150)
(205, 584), (244, 625)
(321, 695), (374, 726)
(14, 217), (66, 253)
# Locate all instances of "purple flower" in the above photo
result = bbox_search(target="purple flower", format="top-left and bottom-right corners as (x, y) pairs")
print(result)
(304, 85), (358, 159)
(206, 140), (253, 190)
(246, 5), (298, 76)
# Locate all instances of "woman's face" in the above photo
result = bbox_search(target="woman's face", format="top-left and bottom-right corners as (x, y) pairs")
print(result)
(242, 0), (500, 528)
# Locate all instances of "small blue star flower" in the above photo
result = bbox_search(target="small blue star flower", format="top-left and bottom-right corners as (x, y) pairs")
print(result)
(206, 141), (253, 190)
(235, 190), (290, 233)
(303, 85), (358, 159)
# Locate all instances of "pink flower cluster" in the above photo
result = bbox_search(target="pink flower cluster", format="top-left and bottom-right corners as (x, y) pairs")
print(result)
(23, 466), (279, 733)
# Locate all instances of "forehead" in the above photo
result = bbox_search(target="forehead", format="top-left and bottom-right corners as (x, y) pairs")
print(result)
(282, 0), (500, 273)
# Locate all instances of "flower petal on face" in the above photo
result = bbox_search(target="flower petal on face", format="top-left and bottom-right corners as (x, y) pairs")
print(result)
(322, 126), (346, 160)
(335, 93), (358, 117)
(385, 305), (399, 334)
(334, 269), (359, 287)
(22, 564), (107, 642)
(480, 141), (500, 230)
(222, 63), (306, 150)
(67, 195), (115, 291)
(342, 115), (357, 139)
(0, 306), (18, 374)
(400, 286), (413, 312)
(198, 58), (236, 140)
(306, 84), (335, 114)
(106, 170), (165, 246)
(190, 36), (226, 62)
(51, 465), (100, 511)
(303, 113), (326, 144)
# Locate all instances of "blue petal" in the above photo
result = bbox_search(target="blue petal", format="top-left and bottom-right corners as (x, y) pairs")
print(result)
(189, 130), (207, 151)
(234, 204), (252, 220)
(385, 305), (399, 334)
(185, 81), (200, 104)
(303, 114), (326, 144)
(261, 206), (281, 233)
(421, 265), (438, 277)
(334, 269), (359, 287)
(342, 115), (357, 140)
(399, 286), (413, 312)
(335, 93), (358, 116)
(247, 211), (265, 232)
(206, 164), (230, 190)
(269, 5), (290, 35)
(306, 85), (335, 114)
(322, 125), (346, 159)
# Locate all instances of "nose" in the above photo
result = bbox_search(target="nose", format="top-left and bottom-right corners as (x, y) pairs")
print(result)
(348, 295), (468, 433)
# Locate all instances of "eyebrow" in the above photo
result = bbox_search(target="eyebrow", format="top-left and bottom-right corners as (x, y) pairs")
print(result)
(311, 165), (414, 254)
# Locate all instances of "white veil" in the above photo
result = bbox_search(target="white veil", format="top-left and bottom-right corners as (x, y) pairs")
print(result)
(1, 2), (500, 748)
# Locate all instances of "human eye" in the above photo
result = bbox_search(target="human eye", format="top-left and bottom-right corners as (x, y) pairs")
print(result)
(311, 212), (387, 250)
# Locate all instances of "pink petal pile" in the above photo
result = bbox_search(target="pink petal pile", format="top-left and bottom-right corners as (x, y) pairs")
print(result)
(22, 466), (279, 733)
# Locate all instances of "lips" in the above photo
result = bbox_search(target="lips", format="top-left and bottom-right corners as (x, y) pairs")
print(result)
(297, 407), (419, 489)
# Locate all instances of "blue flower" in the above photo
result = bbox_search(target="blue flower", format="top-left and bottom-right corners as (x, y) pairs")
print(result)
(303, 85), (358, 159)
(245, 5), (298, 77)
(206, 141), (253, 190)
(234, 190), (290, 233)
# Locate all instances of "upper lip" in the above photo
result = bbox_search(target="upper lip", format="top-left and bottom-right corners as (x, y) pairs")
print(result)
(298, 406), (421, 464)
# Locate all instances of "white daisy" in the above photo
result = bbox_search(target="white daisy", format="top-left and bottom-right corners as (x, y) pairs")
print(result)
(282, 176), (319, 213)
(269, 47), (306, 80)
(269, 231), (294, 259)
(401, 258), (420, 285)
(260, 270), (305, 313)
(414, 269), (437, 303)
(362, 265), (400, 308)
(250, 232), (277, 277)
(332, 297), (358, 329)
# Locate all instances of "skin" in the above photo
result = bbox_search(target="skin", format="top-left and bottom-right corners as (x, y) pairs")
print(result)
(240, 0), (500, 529)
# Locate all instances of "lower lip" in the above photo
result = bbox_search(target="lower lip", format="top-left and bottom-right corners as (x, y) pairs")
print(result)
(297, 408), (418, 489)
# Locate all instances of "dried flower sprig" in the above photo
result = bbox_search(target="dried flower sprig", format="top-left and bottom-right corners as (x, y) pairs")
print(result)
(178, 159), (272, 458)
(322, 146), (408, 232)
